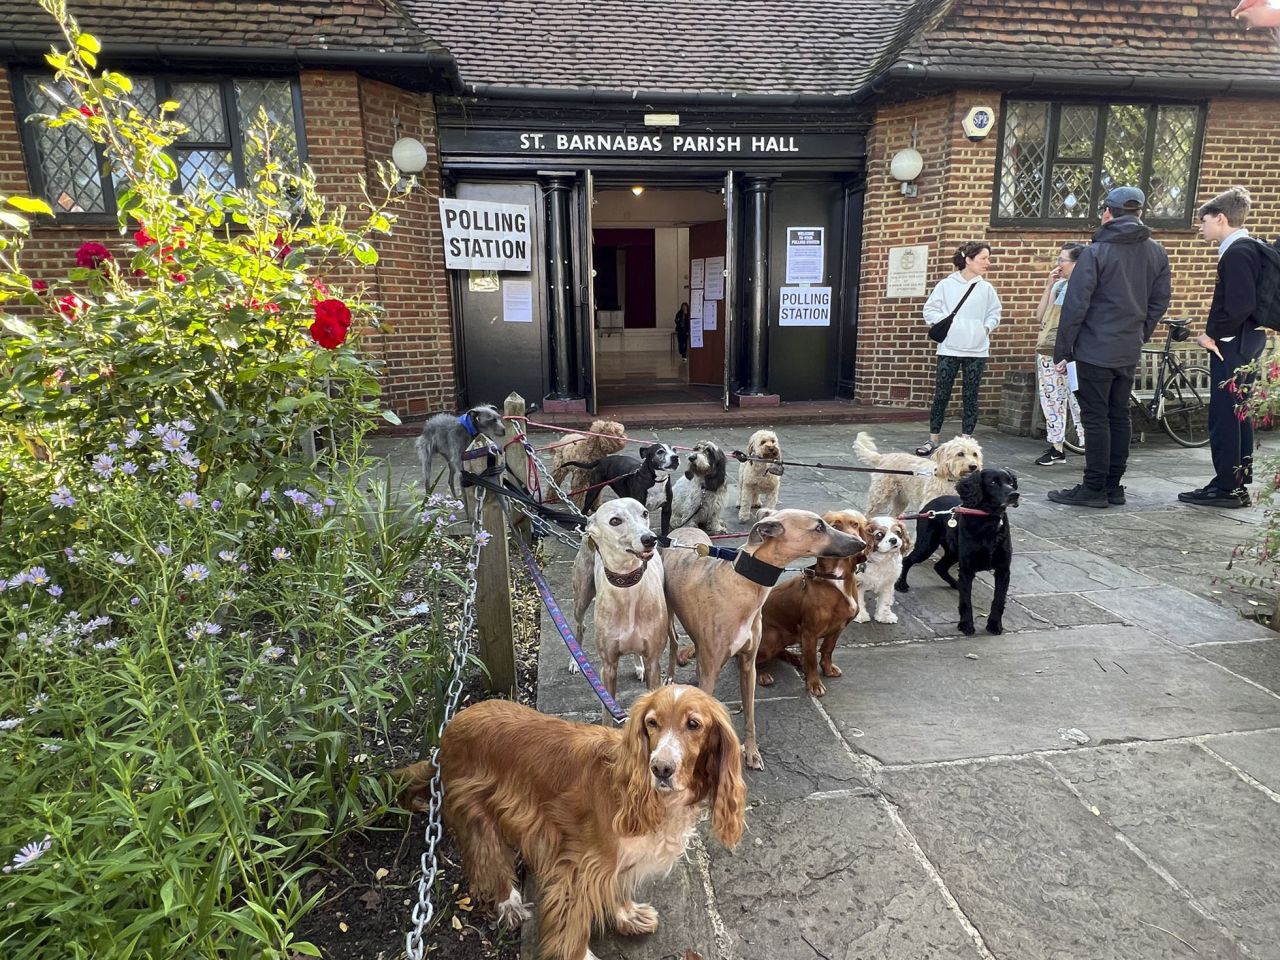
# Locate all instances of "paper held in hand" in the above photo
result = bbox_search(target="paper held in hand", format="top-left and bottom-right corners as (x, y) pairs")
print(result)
(1067, 361), (1079, 392)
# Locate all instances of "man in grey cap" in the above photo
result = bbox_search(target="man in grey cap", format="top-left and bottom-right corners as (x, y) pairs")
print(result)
(1048, 186), (1171, 507)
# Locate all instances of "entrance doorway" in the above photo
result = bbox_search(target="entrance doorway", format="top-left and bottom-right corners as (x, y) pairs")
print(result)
(591, 185), (726, 406)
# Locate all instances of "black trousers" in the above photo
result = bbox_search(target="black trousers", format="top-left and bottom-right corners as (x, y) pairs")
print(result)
(1074, 360), (1136, 492)
(676, 328), (689, 358)
(1208, 327), (1268, 491)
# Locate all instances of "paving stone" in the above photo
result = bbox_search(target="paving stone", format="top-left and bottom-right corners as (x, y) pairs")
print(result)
(1046, 742), (1280, 956)
(1195, 636), (1280, 698)
(892, 578), (1043, 635)
(1083, 585), (1274, 645)
(837, 599), (940, 645)
(742, 697), (869, 805)
(709, 794), (983, 960)
(1010, 529), (1066, 552)
(1203, 729), (1280, 794)
(1011, 592), (1127, 629)
(1003, 548), (1156, 594)
(820, 624), (1280, 764)
(883, 760), (1248, 960)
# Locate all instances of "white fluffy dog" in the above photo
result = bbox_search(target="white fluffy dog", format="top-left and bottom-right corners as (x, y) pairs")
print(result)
(671, 440), (730, 534)
(854, 516), (911, 624)
(736, 429), (784, 523)
(852, 432), (983, 517)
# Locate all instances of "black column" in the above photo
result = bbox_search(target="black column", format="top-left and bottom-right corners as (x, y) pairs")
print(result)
(544, 176), (577, 399)
(742, 176), (772, 395)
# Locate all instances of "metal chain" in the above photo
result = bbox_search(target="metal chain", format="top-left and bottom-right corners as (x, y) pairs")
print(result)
(510, 499), (585, 551)
(405, 482), (488, 960)
(521, 436), (588, 522)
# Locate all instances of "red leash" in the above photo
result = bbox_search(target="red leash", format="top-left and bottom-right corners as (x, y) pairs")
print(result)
(507, 416), (696, 452)
(896, 506), (992, 522)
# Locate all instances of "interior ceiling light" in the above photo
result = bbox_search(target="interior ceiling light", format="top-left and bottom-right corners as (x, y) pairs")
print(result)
(631, 185), (645, 196)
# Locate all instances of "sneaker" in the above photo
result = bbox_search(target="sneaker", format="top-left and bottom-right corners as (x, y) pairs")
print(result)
(1107, 486), (1126, 505)
(1047, 484), (1109, 508)
(915, 440), (940, 456)
(1034, 447), (1066, 466)
(1179, 486), (1249, 508)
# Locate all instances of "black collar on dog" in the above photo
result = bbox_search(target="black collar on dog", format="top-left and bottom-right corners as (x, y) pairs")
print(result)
(733, 549), (786, 587)
(604, 558), (649, 588)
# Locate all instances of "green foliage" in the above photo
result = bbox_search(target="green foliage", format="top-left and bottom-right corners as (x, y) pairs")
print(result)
(0, 4), (462, 956)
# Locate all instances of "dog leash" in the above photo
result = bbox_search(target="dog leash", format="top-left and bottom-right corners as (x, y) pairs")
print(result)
(896, 506), (992, 527)
(509, 523), (628, 724)
(729, 450), (923, 476)
(507, 416), (697, 452)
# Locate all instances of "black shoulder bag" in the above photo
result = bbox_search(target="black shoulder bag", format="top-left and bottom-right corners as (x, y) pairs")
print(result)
(927, 283), (979, 344)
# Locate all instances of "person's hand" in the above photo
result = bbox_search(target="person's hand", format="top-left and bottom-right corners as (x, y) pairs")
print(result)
(1055, 360), (1068, 375)
(1233, 0), (1280, 28)
(1197, 332), (1224, 360)
(1049, 265), (1063, 282)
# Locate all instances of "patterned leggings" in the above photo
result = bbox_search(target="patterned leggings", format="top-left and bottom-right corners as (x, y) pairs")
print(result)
(930, 355), (986, 435)
(1036, 354), (1084, 447)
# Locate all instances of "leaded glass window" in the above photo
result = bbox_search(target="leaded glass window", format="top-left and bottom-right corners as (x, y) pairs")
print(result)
(17, 73), (306, 220)
(994, 100), (1205, 227)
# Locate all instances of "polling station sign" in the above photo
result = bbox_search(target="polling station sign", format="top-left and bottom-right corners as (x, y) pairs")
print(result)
(439, 198), (532, 271)
(778, 286), (832, 327)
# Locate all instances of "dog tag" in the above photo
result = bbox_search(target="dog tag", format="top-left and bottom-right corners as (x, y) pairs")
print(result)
(947, 516), (958, 528)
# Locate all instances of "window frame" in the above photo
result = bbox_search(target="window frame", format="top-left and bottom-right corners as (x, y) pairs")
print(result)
(990, 95), (1208, 230)
(11, 68), (308, 224)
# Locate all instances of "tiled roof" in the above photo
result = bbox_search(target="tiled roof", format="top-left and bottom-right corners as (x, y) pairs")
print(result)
(894, 0), (1280, 87)
(0, 0), (446, 55)
(404, 0), (943, 97)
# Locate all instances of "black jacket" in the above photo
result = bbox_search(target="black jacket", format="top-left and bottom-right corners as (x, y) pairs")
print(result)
(1054, 216), (1172, 367)
(1206, 237), (1262, 341)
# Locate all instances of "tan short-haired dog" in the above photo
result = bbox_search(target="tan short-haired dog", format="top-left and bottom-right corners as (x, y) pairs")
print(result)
(852, 431), (983, 517)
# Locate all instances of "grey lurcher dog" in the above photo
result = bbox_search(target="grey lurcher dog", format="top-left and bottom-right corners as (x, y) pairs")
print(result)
(415, 404), (508, 499)
(663, 508), (865, 770)
(571, 498), (668, 723)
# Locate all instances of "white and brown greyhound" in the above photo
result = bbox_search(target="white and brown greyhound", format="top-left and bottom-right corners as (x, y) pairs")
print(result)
(664, 509), (865, 769)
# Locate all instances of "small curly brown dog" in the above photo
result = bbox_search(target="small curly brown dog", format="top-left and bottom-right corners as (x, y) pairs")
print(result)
(550, 419), (626, 506)
(756, 509), (871, 696)
(737, 429), (784, 522)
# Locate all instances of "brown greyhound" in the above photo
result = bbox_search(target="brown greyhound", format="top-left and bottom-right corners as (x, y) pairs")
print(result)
(663, 509), (865, 770)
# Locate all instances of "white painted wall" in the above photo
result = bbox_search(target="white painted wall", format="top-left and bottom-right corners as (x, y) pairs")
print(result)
(653, 227), (691, 332)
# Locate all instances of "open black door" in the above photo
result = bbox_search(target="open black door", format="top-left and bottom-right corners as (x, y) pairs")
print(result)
(571, 169), (597, 413)
(722, 170), (737, 410)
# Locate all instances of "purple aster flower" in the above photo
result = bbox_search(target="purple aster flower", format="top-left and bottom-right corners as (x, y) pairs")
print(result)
(111, 552), (135, 566)
(430, 561), (442, 572)
(217, 550), (238, 563)
(119, 461), (138, 476)
(91, 454), (115, 477)
(475, 531), (492, 547)
(271, 547), (291, 561)
(124, 428), (143, 448)
(178, 452), (200, 470)
(2, 835), (51, 873)
(50, 487), (76, 508)
(130, 596), (141, 606)
(261, 645), (286, 662)
(466, 562), (477, 574)
(155, 542), (172, 556)
(260, 490), (272, 503)
(176, 491), (200, 510)
(176, 419), (195, 433)
(181, 563), (209, 582)
(283, 489), (309, 506)
(210, 500), (221, 511)
(0, 717), (23, 731)
(400, 591), (416, 604)
(92, 638), (118, 651)
(106, 442), (119, 452)
(39, 741), (62, 753)
(47, 585), (63, 598)
(27, 694), (47, 714)
(323, 497), (336, 508)
(150, 422), (170, 438)
(238, 563), (249, 573)
(27, 566), (49, 586)
(310, 502), (324, 517)
(148, 458), (168, 473)
(160, 430), (188, 453)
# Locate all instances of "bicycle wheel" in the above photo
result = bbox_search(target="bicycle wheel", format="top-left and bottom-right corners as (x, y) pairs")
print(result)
(1062, 402), (1085, 455)
(1160, 364), (1211, 447)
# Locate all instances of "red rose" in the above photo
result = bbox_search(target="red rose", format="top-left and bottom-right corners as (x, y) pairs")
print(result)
(57, 294), (85, 319)
(272, 232), (292, 260)
(313, 279), (330, 298)
(32, 280), (48, 292)
(315, 298), (352, 330)
(134, 227), (155, 248)
(78, 105), (94, 117)
(172, 274), (187, 283)
(309, 317), (347, 350)
(75, 242), (113, 270)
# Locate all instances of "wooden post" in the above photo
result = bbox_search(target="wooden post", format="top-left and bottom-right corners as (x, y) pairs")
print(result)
(465, 436), (518, 696)
(503, 392), (532, 539)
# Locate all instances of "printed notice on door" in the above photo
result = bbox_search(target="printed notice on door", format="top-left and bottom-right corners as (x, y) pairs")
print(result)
(785, 227), (825, 284)
(690, 314), (704, 349)
(779, 286), (831, 327)
(502, 279), (533, 323)
(690, 258), (705, 290)
(703, 300), (717, 331)
(704, 256), (725, 300)
(886, 244), (929, 298)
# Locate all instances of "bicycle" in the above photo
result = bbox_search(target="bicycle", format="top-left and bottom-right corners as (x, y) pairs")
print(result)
(1062, 317), (1212, 453)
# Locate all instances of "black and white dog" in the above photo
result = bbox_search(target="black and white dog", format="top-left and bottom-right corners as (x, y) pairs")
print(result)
(415, 404), (508, 499)
(563, 442), (680, 535)
(895, 468), (1019, 636)
(671, 440), (730, 534)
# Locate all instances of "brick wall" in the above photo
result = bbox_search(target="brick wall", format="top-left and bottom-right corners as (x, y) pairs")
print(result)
(1, 67), (456, 420)
(856, 90), (1280, 426)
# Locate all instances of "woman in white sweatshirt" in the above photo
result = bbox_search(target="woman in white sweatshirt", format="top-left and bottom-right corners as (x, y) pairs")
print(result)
(916, 242), (1002, 456)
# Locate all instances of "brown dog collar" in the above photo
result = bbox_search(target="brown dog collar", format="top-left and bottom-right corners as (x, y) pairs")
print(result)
(604, 558), (649, 588)
(733, 550), (785, 587)
(802, 566), (845, 582)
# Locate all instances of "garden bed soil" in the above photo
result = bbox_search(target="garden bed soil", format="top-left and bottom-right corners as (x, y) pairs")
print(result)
(296, 560), (543, 960)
